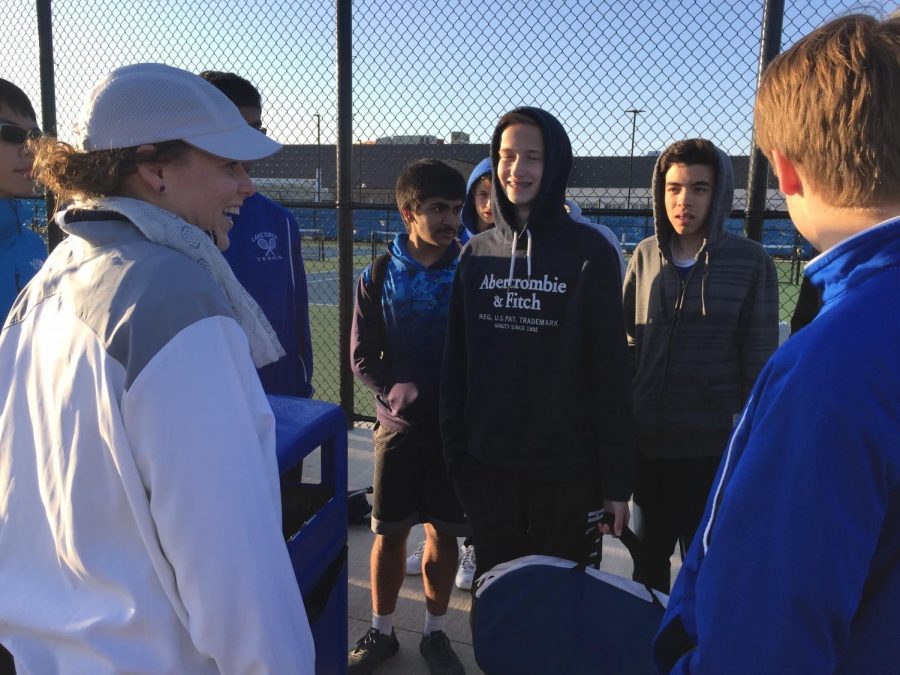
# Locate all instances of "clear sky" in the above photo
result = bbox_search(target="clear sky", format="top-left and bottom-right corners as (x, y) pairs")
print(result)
(2, 0), (896, 159)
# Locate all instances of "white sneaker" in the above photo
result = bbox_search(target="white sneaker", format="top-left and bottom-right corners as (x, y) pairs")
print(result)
(406, 540), (425, 575)
(455, 544), (476, 590)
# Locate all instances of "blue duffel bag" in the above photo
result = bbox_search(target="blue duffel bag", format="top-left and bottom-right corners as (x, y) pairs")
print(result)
(472, 514), (667, 675)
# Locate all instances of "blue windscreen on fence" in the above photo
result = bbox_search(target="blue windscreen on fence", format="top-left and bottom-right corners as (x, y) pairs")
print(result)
(291, 207), (809, 259)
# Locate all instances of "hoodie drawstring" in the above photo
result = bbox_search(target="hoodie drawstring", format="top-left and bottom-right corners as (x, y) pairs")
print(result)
(525, 229), (533, 277)
(507, 230), (517, 283)
(659, 247), (710, 318)
(700, 250), (710, 317)
(507, 229), (533, 284)
(657, 250), (669, 323)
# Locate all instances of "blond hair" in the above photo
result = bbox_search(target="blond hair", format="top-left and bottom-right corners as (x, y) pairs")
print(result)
(754, 14), (900, 207)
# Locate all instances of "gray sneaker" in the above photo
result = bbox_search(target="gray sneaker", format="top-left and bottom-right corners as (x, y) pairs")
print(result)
(419, 630), (465, 675)
(406, 540), (425, 575)
(454, 544), (476, 590)
(348, 627), (399, 674)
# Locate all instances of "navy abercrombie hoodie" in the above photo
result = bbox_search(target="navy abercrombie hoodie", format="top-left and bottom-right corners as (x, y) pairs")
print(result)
(440, 107), (634, 500)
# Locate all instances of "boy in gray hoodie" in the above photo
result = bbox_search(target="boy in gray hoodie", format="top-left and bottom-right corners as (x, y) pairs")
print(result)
(622, 138), (778, 592)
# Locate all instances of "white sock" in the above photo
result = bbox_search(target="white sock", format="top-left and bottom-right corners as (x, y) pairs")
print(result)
(372, 612), (393, 635)
(423, 609), (447, 636)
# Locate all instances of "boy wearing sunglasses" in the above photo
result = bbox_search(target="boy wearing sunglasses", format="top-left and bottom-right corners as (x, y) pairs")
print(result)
(1, 78), (47, 321)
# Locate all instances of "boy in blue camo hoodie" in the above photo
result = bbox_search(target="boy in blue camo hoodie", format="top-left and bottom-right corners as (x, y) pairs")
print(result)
(349, 159), (468, 674)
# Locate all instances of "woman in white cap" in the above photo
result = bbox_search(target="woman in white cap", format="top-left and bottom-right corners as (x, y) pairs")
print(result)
(0, 64), (314, 673)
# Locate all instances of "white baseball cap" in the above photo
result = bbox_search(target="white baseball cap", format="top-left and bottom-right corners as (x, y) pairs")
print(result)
(77, 63), (282, 161)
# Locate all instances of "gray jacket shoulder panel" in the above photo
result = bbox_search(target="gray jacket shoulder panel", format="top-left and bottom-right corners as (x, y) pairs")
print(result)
(10, 219), (235, 389)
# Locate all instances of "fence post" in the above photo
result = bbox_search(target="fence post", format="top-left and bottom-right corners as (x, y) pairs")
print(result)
(336, 0), (354, 426)
(744, 0), (784, 243)
(791, 231), (803, 284)
(36, 0), (62, 250)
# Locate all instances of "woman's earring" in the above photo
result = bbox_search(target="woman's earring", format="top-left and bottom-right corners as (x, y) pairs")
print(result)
(158, 185), (166, 193)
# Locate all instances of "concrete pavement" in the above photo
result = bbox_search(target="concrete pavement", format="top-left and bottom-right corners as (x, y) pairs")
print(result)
(305, 427), (681, 674)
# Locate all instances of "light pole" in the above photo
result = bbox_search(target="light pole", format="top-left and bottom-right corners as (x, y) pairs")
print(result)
(313, 114), (322, 237)
(358, 138), (363, 202)
(625, 108), (644, 210)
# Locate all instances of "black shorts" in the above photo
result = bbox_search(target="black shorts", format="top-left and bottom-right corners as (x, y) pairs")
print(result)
(371, 422), (469, 537)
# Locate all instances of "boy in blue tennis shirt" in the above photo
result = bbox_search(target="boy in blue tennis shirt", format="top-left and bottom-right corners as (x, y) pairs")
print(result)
(654, 14), (900, 673)
(201, 71), (313, 398)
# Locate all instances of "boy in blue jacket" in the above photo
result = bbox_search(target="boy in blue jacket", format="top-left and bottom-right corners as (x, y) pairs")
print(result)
(1, 79), (47, 322)
(458, 157), (493, 244)
(349, 160), (468, 674)
(654, 14), (900, 673)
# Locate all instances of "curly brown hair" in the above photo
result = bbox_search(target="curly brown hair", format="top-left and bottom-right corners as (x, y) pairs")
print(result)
(28, 137), (190, 207)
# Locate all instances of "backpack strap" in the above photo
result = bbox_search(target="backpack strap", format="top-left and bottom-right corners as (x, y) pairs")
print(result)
(370, 251), (392, 306)
(369, 251), (392, 364)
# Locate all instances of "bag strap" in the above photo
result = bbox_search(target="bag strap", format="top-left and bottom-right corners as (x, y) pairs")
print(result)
(593, 512), (666, 609)
(596, 512), (644, 561)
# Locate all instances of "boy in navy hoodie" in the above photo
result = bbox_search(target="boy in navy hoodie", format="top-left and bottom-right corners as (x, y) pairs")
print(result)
(349, 160), (468, 674)
(654, 14), (900, 673)
(441, 108), (634, 581)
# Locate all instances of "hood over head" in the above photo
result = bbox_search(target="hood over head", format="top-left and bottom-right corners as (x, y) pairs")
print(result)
(460, 157), (492, 237)
(564, 199), (589, 224)
(651, 140), (734, 259)
(490, 107), (573, 238)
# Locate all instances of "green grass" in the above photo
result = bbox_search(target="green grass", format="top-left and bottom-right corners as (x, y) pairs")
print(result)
(307, 301), (376, 416)
(305, 244), (388, 411)
(775, 259), (804, 323)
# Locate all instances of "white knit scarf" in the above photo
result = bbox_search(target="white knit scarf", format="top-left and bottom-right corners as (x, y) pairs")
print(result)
(56, 196), (285, 368)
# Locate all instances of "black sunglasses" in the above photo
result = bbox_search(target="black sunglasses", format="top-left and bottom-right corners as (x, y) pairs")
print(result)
(0, 123), (42, 145)
(249, 121), (268, 136)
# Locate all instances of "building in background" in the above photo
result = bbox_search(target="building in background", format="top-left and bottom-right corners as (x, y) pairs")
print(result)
(252, 145), (779, 212)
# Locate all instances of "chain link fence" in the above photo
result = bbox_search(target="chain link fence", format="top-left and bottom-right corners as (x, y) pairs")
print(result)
(2, 0), (894, 418)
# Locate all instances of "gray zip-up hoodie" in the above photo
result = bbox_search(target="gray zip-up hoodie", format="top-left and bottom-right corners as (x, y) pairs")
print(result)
(622, 145), (778, 458)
